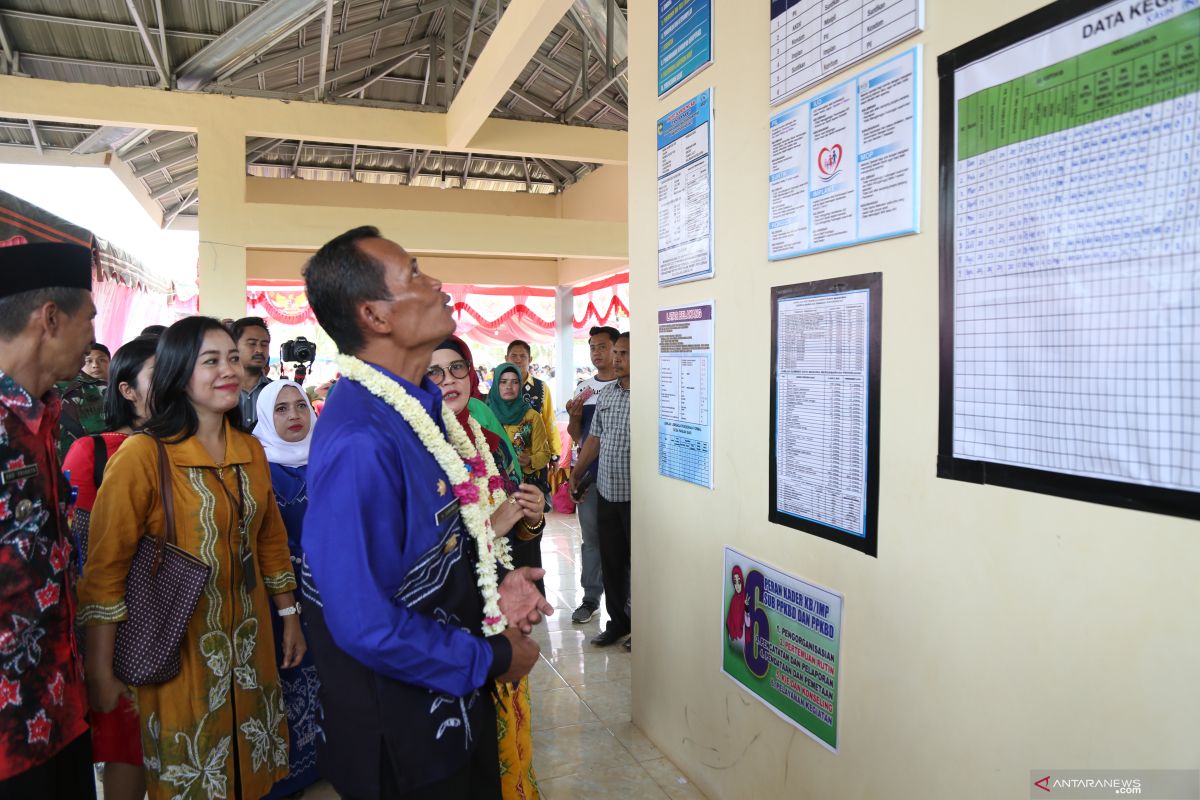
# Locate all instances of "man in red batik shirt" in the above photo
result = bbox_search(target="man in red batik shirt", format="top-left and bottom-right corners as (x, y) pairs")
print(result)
(0, 242), (97, 798)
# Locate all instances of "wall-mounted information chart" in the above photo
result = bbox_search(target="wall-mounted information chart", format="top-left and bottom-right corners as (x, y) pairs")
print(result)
(769, 47), (920, 260)
(770, 274), (881, 556)
(658, 89), (715, 286)
(937, 0), (1200, 519)
(659, 0), (712, 98)
(770, 0), (924, 106)
(658, 302), (715, 488)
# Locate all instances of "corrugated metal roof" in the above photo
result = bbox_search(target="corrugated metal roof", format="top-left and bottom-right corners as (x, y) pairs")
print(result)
(0, 116), (96, 150)
(0, 1), (624, 218)
(0, 1), (627, 122)
(248, 138), (593, 194)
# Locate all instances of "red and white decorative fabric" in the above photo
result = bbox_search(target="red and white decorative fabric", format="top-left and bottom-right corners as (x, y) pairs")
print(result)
(571, 273), (628, 333)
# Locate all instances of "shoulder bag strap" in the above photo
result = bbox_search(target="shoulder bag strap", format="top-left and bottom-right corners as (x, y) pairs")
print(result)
(91, 434), (108, 490)
(150, 435), (177, 576)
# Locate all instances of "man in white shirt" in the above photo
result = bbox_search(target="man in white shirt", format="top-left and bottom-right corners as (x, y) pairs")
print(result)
(565, 326), (619, 624)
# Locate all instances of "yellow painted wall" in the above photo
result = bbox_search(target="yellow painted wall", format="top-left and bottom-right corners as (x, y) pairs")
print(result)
(246, 176), (560, 217)
(247, 247), (560, 285)
(555, 165), (631, 285)
(558, 164), (629, 223)
(557, 258), (627, 287)
(627, 2), (1200, 799)
(248, 247), (619, 289)
(0, 73), (629, 308)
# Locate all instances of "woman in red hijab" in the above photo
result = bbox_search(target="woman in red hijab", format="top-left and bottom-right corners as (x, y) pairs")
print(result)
(435, 335), (521, 488)
(427, 335), (545, 800)
(726, 565), (748, 652)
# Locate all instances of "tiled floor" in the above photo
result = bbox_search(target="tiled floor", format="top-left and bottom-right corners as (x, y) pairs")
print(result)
(101, 513), (704, 799)
(309, 512), (705, 799)
(520, 512), (705, 800)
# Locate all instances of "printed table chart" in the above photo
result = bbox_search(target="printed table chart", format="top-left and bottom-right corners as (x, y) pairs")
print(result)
(951, 7), (1200, 493)
(774, 290), (868, 536)
(658, 357), (711, 481)
(770, 0), (923, 106)
(658, 302), (714, 488)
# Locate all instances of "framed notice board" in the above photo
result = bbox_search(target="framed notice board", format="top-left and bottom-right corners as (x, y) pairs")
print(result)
(937, 0), (1200, 520)
(769, 273), (882, 556)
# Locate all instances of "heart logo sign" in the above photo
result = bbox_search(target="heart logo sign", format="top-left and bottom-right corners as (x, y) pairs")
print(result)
(817, 144), (843, 181)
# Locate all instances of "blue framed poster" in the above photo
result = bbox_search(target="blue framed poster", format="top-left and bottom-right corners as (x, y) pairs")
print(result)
(768, 47), (921, 261)
(658, 0), (712, 98)
(657, 89), (715, 286)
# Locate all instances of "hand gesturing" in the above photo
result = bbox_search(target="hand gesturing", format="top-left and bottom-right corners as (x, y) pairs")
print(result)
(498, 567), (554, 633)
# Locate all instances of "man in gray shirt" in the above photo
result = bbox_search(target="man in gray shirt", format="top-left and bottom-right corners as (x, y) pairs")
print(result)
(232, 316), (272, 430)
(570, 332), (631, 648)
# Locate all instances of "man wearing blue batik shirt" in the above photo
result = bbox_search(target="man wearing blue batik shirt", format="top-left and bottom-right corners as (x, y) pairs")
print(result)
(302, 226), (552, 800)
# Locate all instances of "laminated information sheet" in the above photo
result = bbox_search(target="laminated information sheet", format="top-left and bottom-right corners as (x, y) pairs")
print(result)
(658, 89), (715, 285)
(938, 0), (1200, 519)
(769, 47), (921, 260)
(770, 0), (923, 106)
(770, 274), (881, 556)
(658, 301), (714, 488)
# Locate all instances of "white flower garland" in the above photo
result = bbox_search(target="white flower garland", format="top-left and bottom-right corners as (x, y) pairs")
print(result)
(336, 354), (513, 635)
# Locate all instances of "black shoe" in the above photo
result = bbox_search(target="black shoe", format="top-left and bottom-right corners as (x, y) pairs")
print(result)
(623, 637), (631, 652)
(572, 602), (600, 624)
(590, 628), (629, 646)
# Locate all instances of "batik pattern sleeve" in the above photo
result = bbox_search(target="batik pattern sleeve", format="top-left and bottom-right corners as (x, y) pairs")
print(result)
(76, 435), (157, 624)
(526, 411), (552, 473)
(304, 428), (496, 697)
(250, 457), (296, 594)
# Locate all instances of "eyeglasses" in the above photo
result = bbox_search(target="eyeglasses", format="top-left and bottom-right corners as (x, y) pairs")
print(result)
(427, 360), (470, 385)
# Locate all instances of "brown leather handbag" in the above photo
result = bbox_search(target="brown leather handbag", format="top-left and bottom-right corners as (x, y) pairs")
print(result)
(112, 436), (211, 686)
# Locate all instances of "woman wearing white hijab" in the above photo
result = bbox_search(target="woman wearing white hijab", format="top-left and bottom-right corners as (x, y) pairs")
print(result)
(252, 381), (323, 799)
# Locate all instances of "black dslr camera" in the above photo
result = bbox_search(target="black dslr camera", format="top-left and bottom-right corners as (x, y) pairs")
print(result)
(280, 337), (316, 364)
(280, 337), (316, 384)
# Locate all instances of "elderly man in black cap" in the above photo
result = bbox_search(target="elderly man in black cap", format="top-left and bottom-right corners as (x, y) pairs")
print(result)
(0, 242), (98, 798)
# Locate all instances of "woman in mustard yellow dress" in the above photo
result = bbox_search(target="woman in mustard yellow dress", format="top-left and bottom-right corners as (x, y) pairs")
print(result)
(78, 317), (304, 800)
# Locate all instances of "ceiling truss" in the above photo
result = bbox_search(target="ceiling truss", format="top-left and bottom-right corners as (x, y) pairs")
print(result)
(0, 0), (626, 224)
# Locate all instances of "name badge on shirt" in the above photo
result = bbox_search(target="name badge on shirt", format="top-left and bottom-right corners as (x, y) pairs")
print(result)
(0, 464), (39, 485)
(435, 498), (461, 527)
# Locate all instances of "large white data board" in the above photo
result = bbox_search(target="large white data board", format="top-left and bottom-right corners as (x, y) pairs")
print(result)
(938, 0), (1200, 519)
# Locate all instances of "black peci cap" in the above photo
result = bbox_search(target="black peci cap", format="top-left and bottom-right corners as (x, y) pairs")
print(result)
(0, 242), (93, 299)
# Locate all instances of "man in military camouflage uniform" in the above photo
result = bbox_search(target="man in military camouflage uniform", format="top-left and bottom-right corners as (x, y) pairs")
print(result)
(0, 242), (97, 798)
(54, 368), (106, 461)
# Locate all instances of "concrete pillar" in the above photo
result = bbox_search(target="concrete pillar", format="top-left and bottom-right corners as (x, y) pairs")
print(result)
(196, 120), (247, 319)
(554, 285), (574, 415)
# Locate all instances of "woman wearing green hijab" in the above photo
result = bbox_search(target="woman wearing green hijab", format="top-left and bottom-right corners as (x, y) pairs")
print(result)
(487, 362), (550, 599)
(487, 363), (553, 483)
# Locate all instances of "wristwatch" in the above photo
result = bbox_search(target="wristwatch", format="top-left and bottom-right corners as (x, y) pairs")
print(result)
(276, 601), (302, 618)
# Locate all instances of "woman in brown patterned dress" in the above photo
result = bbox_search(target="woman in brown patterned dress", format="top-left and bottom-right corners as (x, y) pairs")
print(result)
(78, 317), (304, 799)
